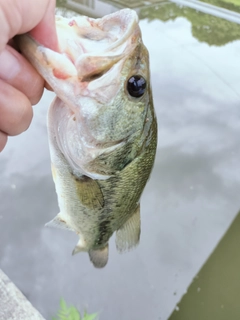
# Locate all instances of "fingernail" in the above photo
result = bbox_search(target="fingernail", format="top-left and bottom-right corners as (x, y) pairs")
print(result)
(0, 48), (21, 80)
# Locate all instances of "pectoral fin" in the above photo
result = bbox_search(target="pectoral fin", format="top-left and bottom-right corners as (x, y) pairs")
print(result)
(115, 204), (141, 253)
(74, 175), (104, 210)
(88, 244), (109, 268)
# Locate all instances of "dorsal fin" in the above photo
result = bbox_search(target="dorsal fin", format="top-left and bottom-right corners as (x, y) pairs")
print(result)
(115, 204), (141, 253)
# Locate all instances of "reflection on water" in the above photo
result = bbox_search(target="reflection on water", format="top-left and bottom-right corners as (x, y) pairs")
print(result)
(140, 3), (240, 46)
(169, 210), (240, 320)
(201, 0), (240, 13)
(64, 0), (95, 8)
(57, 0), (240, 46)
(57, 0), (116, 17)
(102, 0), (167, 9)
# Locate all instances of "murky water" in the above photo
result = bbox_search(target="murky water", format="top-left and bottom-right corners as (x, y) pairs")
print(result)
(1, 1), (240, 319)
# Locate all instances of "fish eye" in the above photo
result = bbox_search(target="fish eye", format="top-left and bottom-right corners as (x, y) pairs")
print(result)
(127, 75), (146, 98)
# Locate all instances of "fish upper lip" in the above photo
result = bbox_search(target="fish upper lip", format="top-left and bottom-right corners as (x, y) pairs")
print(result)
(62, 10), (140, 80)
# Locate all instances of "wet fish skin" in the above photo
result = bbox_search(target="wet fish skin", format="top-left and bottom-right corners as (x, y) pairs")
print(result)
(17, 9), (157, 268)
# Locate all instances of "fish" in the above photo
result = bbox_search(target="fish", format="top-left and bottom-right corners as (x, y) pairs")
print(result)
(17, 8), (157, 268)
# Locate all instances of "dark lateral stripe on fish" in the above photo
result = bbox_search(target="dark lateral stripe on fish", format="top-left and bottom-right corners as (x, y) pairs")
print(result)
(95, 219), (111, 246)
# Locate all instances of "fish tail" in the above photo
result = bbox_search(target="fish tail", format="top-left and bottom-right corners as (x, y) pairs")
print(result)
(88, 244), (109, 268)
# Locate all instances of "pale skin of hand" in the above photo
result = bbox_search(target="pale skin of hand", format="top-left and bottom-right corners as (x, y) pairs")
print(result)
(0, 0), (58, 152)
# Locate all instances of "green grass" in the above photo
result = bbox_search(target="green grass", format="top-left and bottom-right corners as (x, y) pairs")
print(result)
(52, 298), (98, 320)
(221, 0), (240, 4)
(201, 0), (240, 13)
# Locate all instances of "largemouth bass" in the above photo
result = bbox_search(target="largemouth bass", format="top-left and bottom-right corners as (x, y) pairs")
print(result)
(18, 9), (157, 268)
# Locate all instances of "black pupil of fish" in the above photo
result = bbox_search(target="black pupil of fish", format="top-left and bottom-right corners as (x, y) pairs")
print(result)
(127, 75), (146, 98)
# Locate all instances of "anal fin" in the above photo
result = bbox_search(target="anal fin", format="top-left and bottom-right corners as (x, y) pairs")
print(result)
(45, 213), (74, 232)
(115, 204), (141, 253)
(88, 244), (109, 268)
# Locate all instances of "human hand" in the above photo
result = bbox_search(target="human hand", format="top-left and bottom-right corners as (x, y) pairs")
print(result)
(0, 0), (58, 152)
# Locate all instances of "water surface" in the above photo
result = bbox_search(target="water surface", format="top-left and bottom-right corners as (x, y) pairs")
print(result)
(1, 1), (240, 319)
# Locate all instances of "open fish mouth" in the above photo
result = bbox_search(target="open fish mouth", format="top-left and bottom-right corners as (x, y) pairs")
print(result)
(18, 9), (141, 105)
(56, 10), (140, 80)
